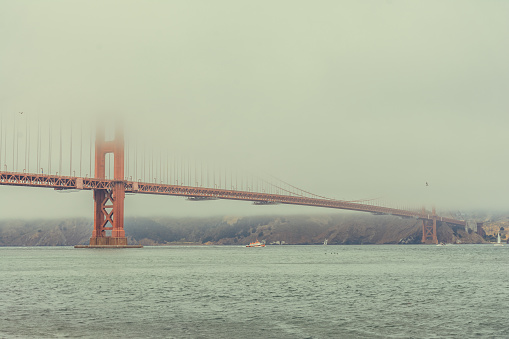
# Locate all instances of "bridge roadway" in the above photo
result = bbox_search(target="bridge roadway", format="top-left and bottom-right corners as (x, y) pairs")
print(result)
(0, 171), (466, 227)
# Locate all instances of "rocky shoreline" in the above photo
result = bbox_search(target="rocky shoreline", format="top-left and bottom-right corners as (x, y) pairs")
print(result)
(0, 213), (495, 246)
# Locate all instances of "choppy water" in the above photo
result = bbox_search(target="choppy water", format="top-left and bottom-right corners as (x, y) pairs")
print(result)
(1, 245), (508, 338)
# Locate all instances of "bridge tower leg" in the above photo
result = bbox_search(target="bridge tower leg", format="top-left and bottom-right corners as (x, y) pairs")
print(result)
(89, 123), (127, 246)
(421, 207), (438, 244)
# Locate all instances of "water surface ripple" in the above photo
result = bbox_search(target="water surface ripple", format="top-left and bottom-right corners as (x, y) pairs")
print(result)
(1, 245), (508, 338)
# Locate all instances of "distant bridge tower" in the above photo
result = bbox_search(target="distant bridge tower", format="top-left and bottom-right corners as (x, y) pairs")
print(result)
(89, 123), (128, 246)
(421, 206), (438, 244)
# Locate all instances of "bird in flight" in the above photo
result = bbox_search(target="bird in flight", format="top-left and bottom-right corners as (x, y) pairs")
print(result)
(19, 112), (23, 114)
(426, 182), (429, 186)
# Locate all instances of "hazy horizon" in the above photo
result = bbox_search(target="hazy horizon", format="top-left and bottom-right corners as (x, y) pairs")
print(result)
(1, 1), (508, 219)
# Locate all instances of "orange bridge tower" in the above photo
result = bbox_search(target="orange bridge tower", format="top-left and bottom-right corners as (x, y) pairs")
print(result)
(421, 206), (438, 244)
(80, 123), (141, 248)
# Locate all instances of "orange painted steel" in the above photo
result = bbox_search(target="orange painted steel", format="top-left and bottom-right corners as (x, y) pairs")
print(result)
(0, 170), (467, 233)
(90, 124), (126, 246)
(421, 219), (438, 244)
(421, 207), (438, 244)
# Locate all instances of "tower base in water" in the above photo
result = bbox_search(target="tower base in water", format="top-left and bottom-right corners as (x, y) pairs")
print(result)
(74, 237), (143, 248)
(74, 245), (143, 248)
(89, 236), (128, 246)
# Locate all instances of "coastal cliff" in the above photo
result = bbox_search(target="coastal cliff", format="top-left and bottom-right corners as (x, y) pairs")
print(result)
(0, 213), (489, 246)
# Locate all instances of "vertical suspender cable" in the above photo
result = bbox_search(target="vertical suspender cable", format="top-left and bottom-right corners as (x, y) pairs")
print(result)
(16, 117), (19, 171)
(129, 135), (131, 180)
(125, 136), (128, 180)
(132, 135), (135, 180)
(136, 136), (138, 180)
(129, 136), (131, 180)
(79, 122), (82, 177)
(137, 137), (140, 181)
(136, 136), (139, 180)
(59, 120), (62, 175)
(136, 137), (139, 181)
(24, 117), (27, 171)
(89, 127), (92, 177)
(6, 116), (8, 171)
(37, 117), (40, 172)
(48, 120), (51, 174)
(123, 135), (126, 180)
(27, 117), (30, 172)
(0, 113), (3, 169)
(13, 117), (16, 171)
(35, 116), (41, 173)
(70, 122), (72, 176)
(39, 119), (42, 173)
(134, 136), (137, 180)
(133, 140), (135, 180)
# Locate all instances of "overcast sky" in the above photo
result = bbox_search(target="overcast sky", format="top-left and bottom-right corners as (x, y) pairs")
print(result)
(1, 1), (508, 219)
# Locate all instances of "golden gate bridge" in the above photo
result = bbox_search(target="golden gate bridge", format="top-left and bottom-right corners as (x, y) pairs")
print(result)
(0, 114), (468, 246)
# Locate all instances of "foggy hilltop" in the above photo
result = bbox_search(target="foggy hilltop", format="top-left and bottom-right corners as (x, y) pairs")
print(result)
(0, 213), (495, 247)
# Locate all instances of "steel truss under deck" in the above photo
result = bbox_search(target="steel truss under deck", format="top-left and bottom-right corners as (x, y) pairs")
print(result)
(0, 170), (467, 230)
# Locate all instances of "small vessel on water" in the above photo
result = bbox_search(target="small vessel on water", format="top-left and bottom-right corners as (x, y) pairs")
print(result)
(323, 238), (328, 245)
(494, 233), (504, 246)
(246, 240), (265, 247)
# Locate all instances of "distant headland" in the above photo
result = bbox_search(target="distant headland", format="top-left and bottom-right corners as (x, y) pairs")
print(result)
(0, 212), (504, 247)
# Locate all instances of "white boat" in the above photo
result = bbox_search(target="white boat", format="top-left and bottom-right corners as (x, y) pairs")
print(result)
(494, 233), (504, 246)
(323, 238), (328, 245)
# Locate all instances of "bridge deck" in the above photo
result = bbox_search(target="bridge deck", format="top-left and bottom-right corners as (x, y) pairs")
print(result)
(0, 171), (466, 226)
